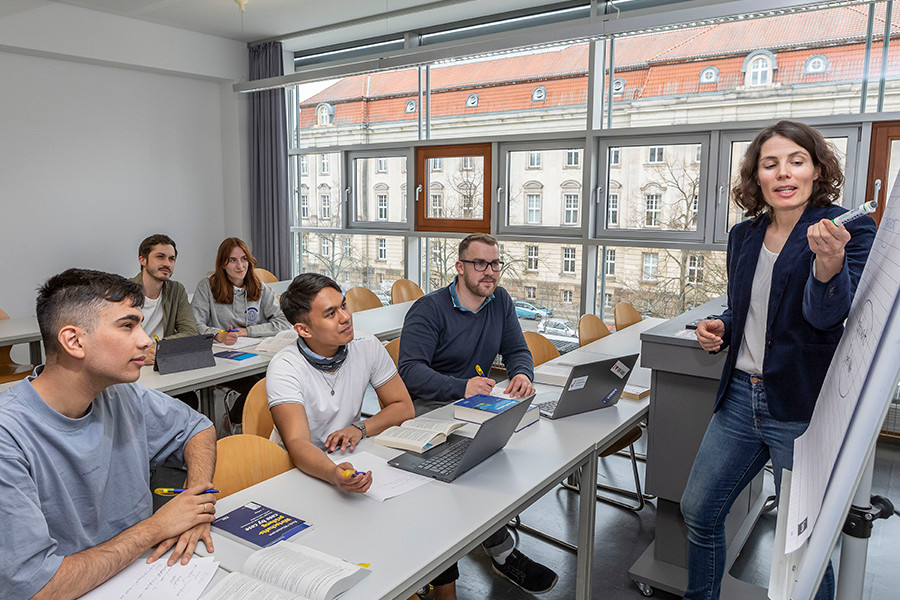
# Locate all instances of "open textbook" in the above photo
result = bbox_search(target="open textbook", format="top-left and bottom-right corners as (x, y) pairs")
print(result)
(255, 329), (300, 355)
(373, 417), (465, 453)
(199, 542), (369, 600)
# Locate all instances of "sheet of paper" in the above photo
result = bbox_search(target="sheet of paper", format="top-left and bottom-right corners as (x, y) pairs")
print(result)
(80, 556), (219, 600)
(674, 328), (699, 339)
(213, 336), (261, 351)
(331, 450), (432, 501)
(786, 180), (900, 552)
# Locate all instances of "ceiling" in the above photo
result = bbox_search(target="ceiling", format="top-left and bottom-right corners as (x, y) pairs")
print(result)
(51, 0), (558, 53)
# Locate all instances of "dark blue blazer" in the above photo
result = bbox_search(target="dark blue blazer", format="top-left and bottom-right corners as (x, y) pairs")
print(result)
(715, 203), (875, 422)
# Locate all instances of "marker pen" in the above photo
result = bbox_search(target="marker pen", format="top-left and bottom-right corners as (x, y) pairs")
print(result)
(832, 200), (878, 227)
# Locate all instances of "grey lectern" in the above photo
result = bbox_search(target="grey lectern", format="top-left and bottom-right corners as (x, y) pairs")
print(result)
(629, 295), (769, 599)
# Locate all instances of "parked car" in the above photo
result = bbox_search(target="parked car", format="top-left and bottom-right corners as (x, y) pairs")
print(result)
(537, 318), (577, 337)
(514, 300), (552, 320)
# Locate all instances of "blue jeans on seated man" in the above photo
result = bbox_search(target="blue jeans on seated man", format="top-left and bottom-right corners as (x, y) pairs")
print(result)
(680, 370), (834, 600)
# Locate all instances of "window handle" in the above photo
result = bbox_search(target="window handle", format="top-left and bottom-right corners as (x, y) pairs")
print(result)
(717, 184), (725, 207)
(415, 184), (423, 202)
(873, 179), (881, 205)
(344, 187), (351, 202)
(594, 185), (604, 205)
(497, 187), (504, 205)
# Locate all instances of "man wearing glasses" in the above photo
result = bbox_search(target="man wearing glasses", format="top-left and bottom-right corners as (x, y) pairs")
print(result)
(398, 233), (555, 598)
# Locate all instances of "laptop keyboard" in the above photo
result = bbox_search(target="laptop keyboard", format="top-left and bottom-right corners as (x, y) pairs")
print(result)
(537, 399), (558, 417)
(550, 339), (580, 354)
(417, 438), (473, 476)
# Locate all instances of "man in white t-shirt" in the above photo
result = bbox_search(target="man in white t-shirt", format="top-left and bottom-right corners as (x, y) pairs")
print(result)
(266, 273), (415, 493)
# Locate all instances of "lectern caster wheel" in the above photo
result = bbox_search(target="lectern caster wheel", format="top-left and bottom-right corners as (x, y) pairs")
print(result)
(636, 581), (654, 597)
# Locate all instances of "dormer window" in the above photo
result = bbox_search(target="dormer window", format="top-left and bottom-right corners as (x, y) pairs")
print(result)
(699, 66), (719, 84)
(742, 50), (777, 87)
(466, 93), (479, 107)
(612, 78), (626, 95)
(803, 55), (829, 74)
(316, 103), (334, 126)
(531, 86), (547, 102)
(405, 100), (417, 113)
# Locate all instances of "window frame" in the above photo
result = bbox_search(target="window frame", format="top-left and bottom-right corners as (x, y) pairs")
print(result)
(595, 133), (710, 243)
(498, 139), (588, 237)
(415, 143), (492, 233)
(347, 149), (412, 231)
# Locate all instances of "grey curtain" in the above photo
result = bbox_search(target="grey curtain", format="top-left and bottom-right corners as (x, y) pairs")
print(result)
(249, 41), (290, 279)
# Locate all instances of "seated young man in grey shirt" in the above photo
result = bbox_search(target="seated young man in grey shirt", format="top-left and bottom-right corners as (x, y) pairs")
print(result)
(0, 269), (217, 600)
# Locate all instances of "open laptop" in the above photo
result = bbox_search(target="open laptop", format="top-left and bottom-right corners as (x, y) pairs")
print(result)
(536, 354), (639, 420)
(388, 397), (532, 482)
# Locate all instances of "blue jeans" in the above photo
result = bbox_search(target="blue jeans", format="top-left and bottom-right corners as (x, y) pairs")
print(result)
(680, 371), (834, 600)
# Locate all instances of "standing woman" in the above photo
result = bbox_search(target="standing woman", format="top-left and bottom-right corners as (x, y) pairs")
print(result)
(682, 121), (875, 600)
(192, 237), (290, 423)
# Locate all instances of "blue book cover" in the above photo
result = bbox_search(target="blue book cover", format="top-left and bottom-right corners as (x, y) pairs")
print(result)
(214, 350), (257, 360)
(453, 394), (523, 424)
(454, 394), (519, 414)
(212, 502), (311, 548)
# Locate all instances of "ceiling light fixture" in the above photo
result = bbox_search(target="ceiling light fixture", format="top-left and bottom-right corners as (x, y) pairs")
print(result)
(235, 0), (248, 12)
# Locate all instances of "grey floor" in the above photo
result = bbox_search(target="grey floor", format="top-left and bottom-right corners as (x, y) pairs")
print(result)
(155, 389), (900, 599)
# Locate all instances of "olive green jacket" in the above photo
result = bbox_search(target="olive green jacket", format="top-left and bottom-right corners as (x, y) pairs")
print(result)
(130, 273), (198, 339)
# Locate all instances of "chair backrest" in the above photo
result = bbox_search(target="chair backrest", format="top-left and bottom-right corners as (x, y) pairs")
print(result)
(614, 302), (643, 332)
(391, 279), (424, 304)
(523, 331), (561, 367)
(578, 314), (611, 347)
(243, 378), (274, 438)
(384, 338), (400, 369)
(255, 268), (279, 284)
(212, 434), (294, 498)
(345, 286), (382, 312)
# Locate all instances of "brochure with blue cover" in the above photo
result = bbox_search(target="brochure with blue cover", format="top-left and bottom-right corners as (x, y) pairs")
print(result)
(212, 502), (311, 549)
(453, 394), (521, 424)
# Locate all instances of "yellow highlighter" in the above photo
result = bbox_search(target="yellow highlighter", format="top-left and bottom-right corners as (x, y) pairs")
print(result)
(475, 365), (486, 378)
(342, 469), (365, 477)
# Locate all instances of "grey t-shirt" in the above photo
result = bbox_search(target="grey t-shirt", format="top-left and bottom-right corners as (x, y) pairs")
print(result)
(0, 372), (211, 599)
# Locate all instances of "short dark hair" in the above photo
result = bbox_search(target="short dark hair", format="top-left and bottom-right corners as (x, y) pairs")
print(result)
(458, 233), (498, 259)
(138, 234), (178, 260)
(280, 273), (343, 325)
(733, 120), (844, 219)
(36, 269), (144, 358)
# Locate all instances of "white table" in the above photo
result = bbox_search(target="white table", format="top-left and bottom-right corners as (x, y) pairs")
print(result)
(206, 392), (648, 600)
(352, 300), (415, 341)
(0, 315), (42, 365)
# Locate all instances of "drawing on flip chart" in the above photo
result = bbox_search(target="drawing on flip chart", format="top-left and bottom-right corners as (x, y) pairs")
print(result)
(838, 299), (874, 398)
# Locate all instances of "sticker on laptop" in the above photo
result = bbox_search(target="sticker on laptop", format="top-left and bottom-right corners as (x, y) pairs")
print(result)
(610, 360), (631, 379)
(568, 375), (588, 391)
(602, 387), (619, 405)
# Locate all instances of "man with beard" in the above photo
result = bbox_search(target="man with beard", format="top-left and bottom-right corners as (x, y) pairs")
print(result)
(130, 234), (198, 366)
(398, 233), (556, 599)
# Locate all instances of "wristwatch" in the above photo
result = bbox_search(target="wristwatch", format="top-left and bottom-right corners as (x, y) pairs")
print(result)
(351, 420), (367, 439)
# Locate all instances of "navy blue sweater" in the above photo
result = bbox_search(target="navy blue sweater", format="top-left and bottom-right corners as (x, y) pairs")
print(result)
(398, 283), (533, 412)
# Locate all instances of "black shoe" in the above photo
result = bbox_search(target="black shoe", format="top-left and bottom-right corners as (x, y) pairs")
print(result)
(491, 549), (558, 594)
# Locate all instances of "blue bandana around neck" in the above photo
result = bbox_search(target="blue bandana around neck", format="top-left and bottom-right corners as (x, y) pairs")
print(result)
(296, 337), (348, 372)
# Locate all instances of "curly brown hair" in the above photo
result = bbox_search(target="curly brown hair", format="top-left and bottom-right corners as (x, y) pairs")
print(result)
(732, 120), (843, 219)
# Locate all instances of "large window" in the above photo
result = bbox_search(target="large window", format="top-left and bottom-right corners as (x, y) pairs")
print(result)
(292, 152), (343, 229)
(297, 233), (405, 292)
(416, 144), (491, 232)
(504, 145), (584, 231)
(352, 155), (408, 224)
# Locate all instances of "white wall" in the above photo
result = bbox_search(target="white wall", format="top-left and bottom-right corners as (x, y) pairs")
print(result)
(0, 1), (249, 320)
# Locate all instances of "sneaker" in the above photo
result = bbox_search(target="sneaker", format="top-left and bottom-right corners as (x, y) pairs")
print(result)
(491, 549), (558, 594)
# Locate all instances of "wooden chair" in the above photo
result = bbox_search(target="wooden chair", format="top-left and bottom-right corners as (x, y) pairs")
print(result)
(384, 338), (400, 369)
(255, 268), (278, 284)
(212, 434), (294, 498)
(0, 309), (34, 384)
(523, 331), (560, 367)
(391, 279), (424, 304)
(242, 378), (274, 438)
(614, 301), (643, 331)
(578, 314), (611, 347)
(345, 286), (382, 312)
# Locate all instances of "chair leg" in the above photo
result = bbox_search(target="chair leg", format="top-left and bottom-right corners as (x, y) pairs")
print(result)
(507, 514), (577, 553)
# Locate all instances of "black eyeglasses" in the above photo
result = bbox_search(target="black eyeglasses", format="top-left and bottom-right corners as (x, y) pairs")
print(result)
(460, 259), (504, 272)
